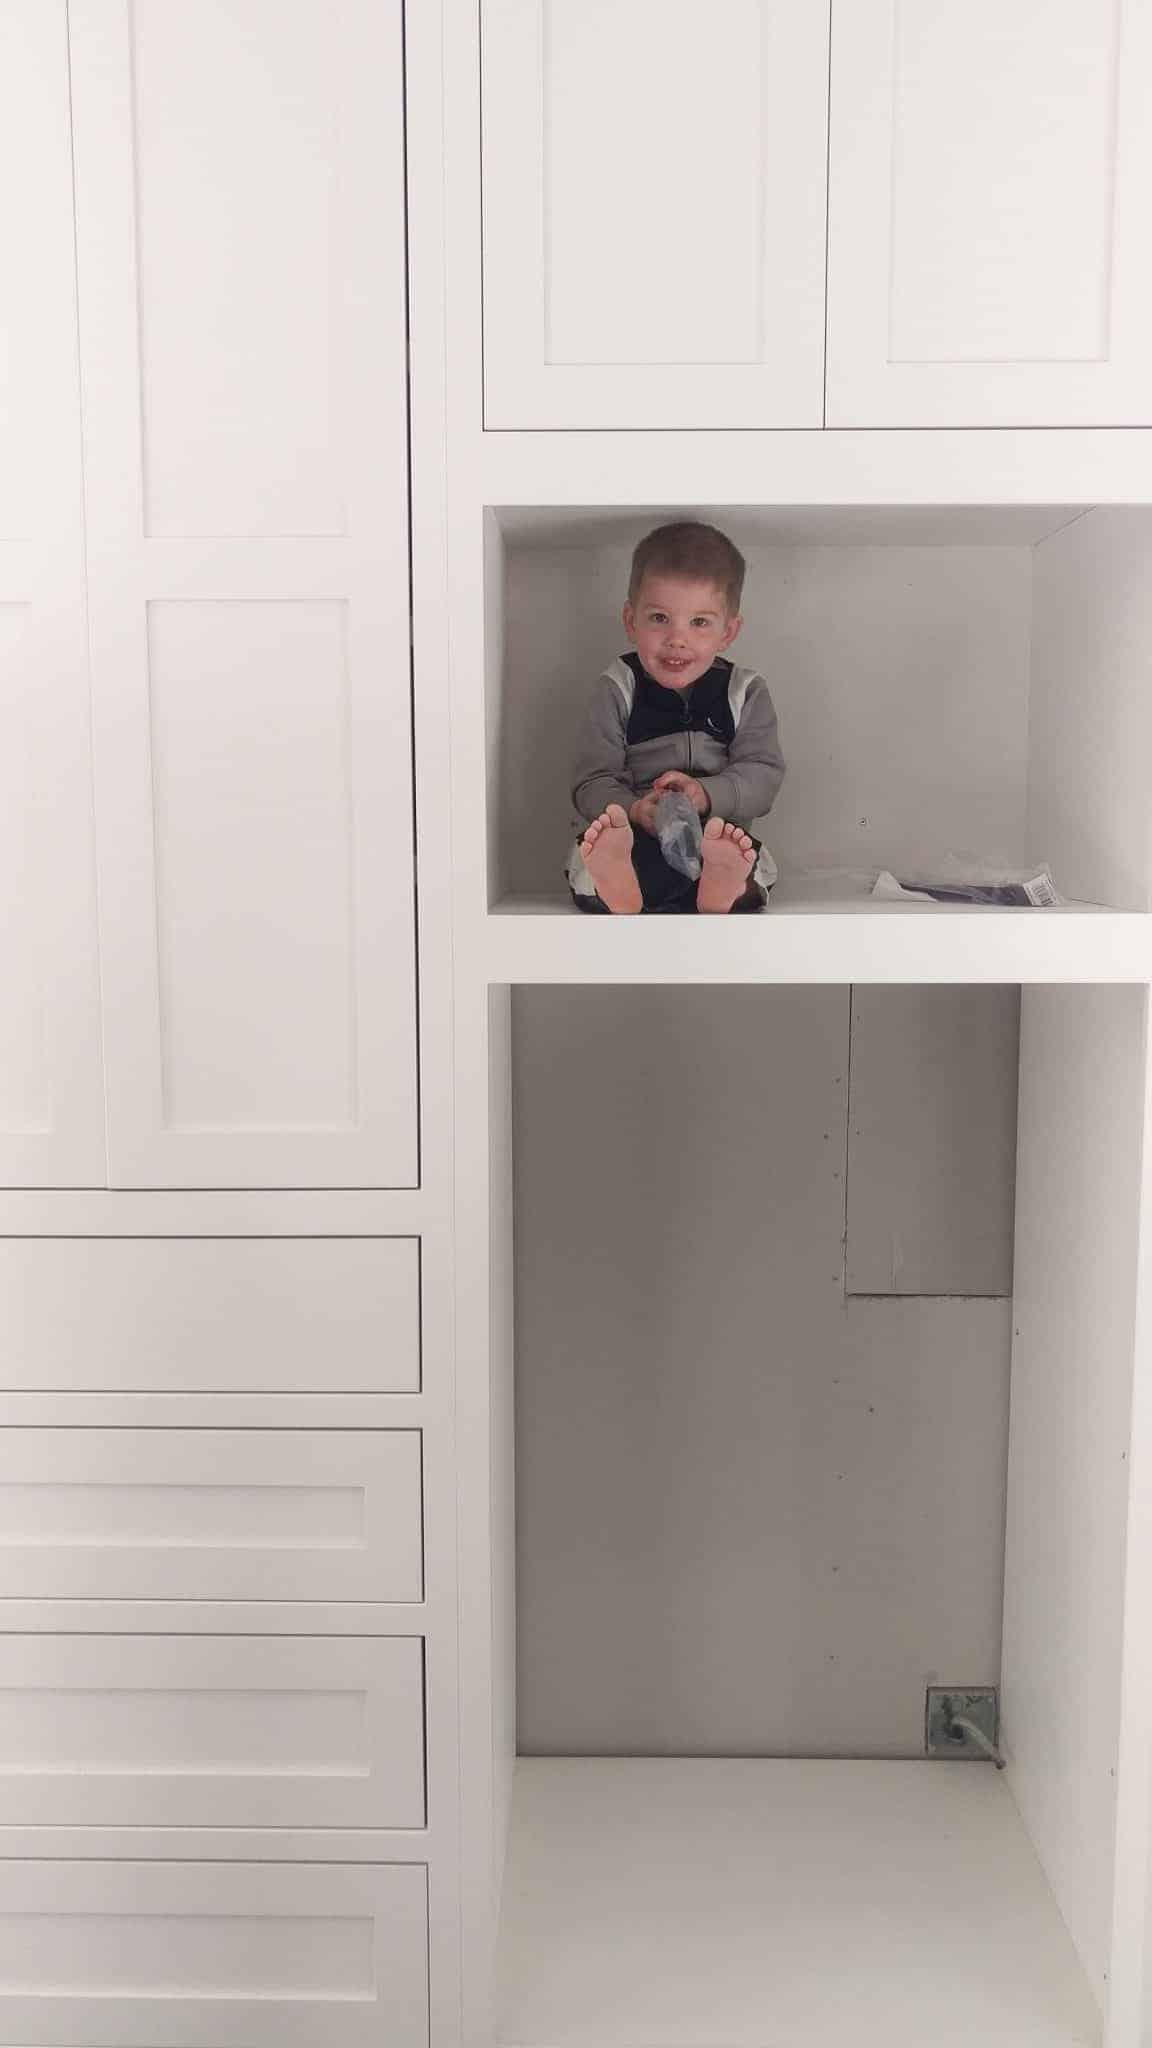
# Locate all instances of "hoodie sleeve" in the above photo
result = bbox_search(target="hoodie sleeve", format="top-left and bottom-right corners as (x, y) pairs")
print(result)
(697, 673), (785, 825)
(571, 673), (636, 823)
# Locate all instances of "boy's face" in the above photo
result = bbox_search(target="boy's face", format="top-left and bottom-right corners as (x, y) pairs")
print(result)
(623, 574), (742, 691)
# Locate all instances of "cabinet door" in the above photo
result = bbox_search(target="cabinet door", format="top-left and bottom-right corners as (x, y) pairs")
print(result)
(826, 0), (1152, 426)
(68, 0), (417, 1187)
(0, 2), (106, 1186)
(481, 0), (829, 428)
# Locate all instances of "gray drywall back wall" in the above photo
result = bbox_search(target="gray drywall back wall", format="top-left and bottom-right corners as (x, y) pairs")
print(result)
(513, 985), (1015, 1758)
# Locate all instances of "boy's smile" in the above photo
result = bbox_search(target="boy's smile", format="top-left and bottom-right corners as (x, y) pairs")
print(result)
(623, 573), (742, 691)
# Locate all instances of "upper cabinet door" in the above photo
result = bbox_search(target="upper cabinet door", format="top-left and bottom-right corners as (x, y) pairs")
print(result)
(68, 0), (418, 1189)
(481, 0), (830, 428)
(826, 0), (1152, 426)
(0, 3), (107, 1188)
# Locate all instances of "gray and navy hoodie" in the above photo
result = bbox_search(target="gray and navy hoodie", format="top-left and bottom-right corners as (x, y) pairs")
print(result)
(571, 651), (786, 828)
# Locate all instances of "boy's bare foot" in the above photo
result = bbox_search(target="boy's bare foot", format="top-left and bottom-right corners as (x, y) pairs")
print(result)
(697, 817), (756, 914)
(581, 804), (642, 913)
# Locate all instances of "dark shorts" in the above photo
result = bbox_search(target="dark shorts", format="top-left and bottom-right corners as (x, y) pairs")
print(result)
(570, 827), (771, 915)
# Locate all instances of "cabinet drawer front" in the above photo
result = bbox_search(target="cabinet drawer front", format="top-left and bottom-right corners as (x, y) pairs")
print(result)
(0, 1237), (420, 1392)
(0, 1635), (424, 1826)
(481, 0), (829, 427)
(0, 1430), (422, 1599)
(0, 1861), (427, 2046)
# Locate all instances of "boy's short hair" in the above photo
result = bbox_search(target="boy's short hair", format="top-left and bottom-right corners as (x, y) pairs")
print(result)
(628, 520), (746, 614)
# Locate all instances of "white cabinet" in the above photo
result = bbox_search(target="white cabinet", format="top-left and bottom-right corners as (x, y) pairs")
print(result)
(826, 0), (1152, 426)
(0, 1861), (429, 2048)
(480, 0), (829, 428)
(67, 0), (418, 1187)
(0, 1635), (425, 1828)
(0, 1429), (424, 1601)
(0, 2), (106, 1187)
(0, 1237), (421, 1393)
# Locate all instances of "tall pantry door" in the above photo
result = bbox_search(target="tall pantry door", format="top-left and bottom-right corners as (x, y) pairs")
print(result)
(0, 3), (106, 1187)
(69, 0), (418, 1188)
(825, 0), (1152, 426)
(480, 0), (830, 428)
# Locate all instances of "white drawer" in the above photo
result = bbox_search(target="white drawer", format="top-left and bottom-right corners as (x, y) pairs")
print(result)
(0, 1860), (427, 2045)
(0, 1429), (422, 1599)
(0, 1237), (420, 1391)
(0, 1634), (425, 1827)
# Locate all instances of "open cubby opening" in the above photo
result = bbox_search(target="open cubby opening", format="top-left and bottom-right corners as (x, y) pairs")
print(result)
(485, 979), (1152, 2048)
(483, 505), (1152, 921)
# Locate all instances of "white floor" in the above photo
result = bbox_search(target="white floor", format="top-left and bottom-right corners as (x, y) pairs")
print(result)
(497, 1759), (1101, 2048)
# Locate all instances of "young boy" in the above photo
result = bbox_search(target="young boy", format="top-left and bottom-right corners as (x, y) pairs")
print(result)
(567, 521), (785, 914)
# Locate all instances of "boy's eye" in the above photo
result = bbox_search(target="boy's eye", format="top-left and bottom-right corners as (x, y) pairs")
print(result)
(648, 612), (668, 624)
(691, 617), (711, 628)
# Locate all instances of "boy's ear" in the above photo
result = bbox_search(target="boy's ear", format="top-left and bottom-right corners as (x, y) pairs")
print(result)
(720, 611), (743, 649)
(622, 602), (636, 641)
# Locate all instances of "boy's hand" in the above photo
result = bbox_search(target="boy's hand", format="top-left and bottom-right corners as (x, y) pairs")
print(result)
(629, 793), (660, 835)
(652, 770), (709, 815)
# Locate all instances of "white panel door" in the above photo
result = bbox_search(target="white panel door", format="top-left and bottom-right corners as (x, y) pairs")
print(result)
(0, 1861), (428, 2047)
(481, 0), (829, 427)
(0, 2), (106, 1186)
(0, 1429), (423, 1600)
(0, 1636), (425, 1827)
(68, 0), (417, 1186)
(826, 0), (1152, 425)
(0, 1236), (421, 1392)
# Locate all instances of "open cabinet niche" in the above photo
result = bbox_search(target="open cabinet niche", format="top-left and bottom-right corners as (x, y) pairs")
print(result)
(483, 505), (1152, 917)
(479, 979), (1152, 2048)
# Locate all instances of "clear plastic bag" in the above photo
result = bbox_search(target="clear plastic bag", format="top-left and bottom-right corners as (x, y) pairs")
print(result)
(653, 791), (703, 880)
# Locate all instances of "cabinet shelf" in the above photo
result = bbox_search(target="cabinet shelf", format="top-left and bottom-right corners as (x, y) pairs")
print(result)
(497, 1758), (1099, 2048)
(483, 890), (1151, 985)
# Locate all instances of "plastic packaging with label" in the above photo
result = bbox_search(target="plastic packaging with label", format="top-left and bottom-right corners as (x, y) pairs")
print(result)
(872, 856), (1063, 907)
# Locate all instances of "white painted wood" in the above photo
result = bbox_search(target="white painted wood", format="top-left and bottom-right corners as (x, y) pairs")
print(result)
(498, 505), (1086, 549)
(846, 988), (1019, 1296)
(68, 0), (417, 1187)
(0, 1236), (420, 1391)
(1003, 987), (1149, 2018)
(481, 0), (829, 427)
(513, 988), (1010, 1756)
(0, 1429), (422, 1600)
(0, 1635), (424, 1828)
(0, 1860), (428, 2046)
(483, 901), (1152, 984)
(827, 0), (1152, 426)
(0, 1), (105, 1186)
(497, 1759), (1100, 2048)
(0, 1190), (429, 1234)
(478, 427), (1152, 510)
(1108, 1007), (1152, 2048)
(489, 989), (518, 1909)
(0, 1601), (425, 1636)
(1027, 509), (1152, 912)
(0, 1393), (424, 1430)
(0, 1824), (434, 1862)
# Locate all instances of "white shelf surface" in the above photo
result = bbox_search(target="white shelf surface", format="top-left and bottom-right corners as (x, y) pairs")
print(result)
(497, 1759), (1100, 2048)
(485, 875), (1152, 984)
